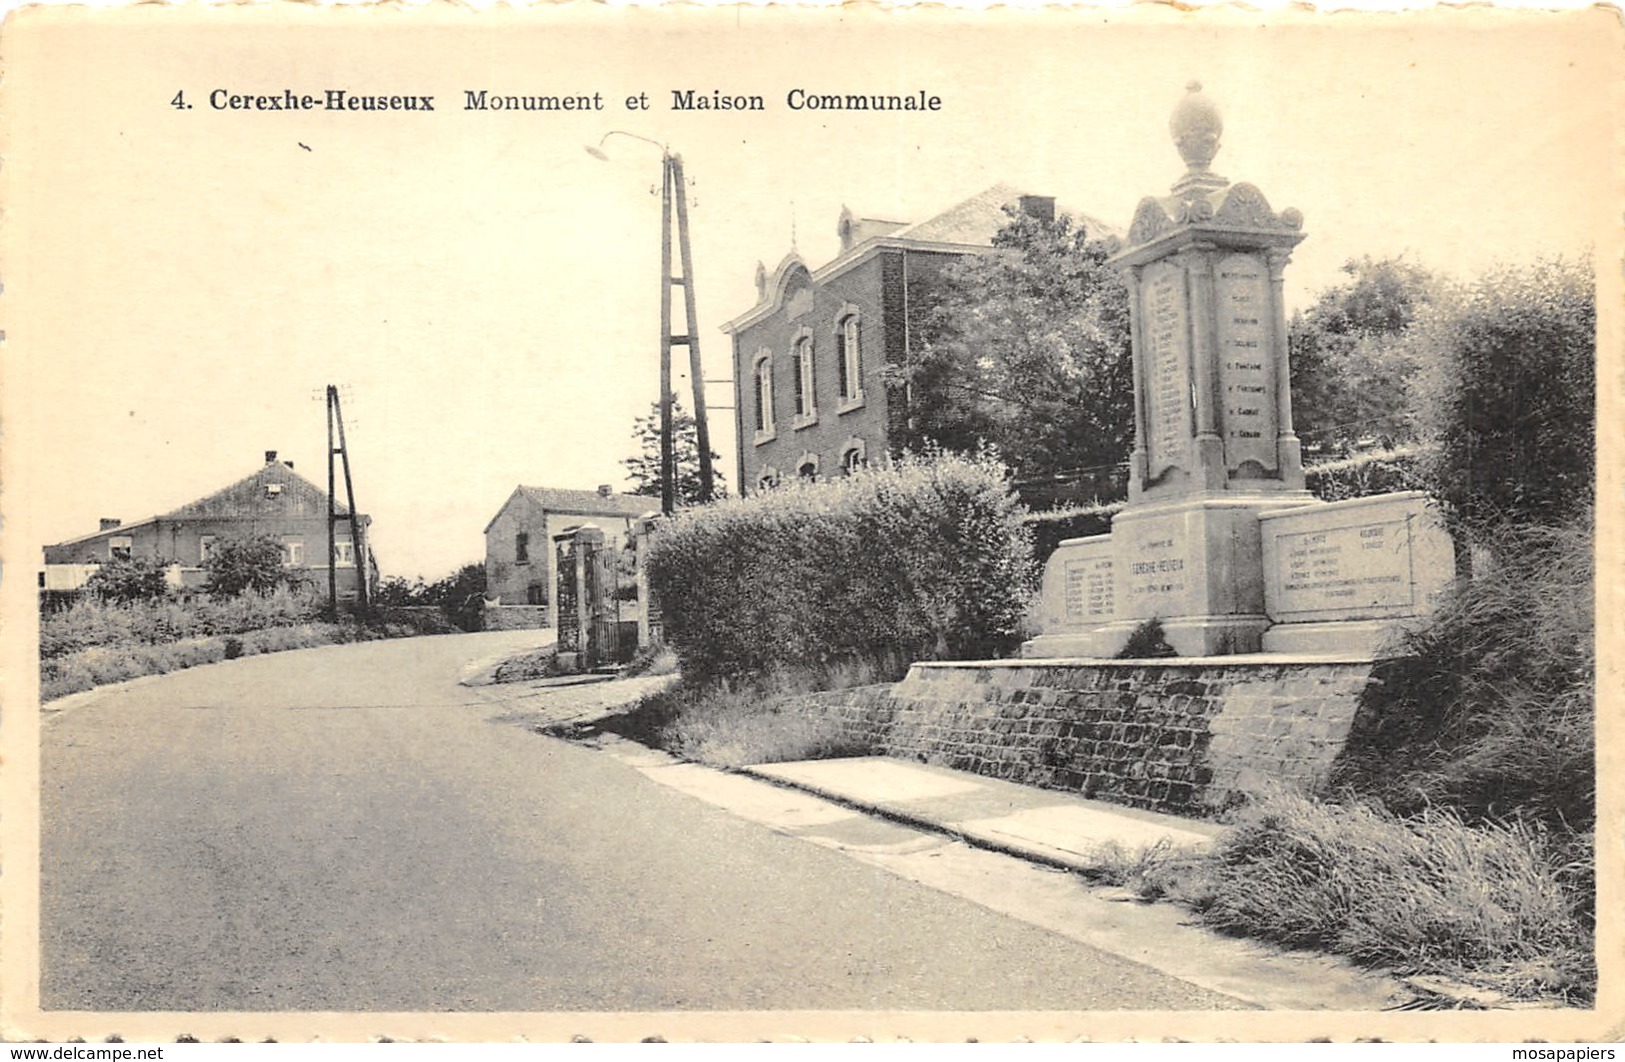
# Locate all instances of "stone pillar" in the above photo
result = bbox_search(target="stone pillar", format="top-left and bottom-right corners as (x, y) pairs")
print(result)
(1266, 247), (1307, 490)
(1123, 268), (1150, 500)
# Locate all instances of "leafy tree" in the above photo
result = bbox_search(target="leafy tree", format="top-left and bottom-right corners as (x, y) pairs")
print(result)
(892, 209), (1134, 481)
(203, 534), (299, 598)
(622, 396), (727, 506)
(423, 562), (487, 631)
(373, 575), (430, 607)
(83, 556), (172, 604)
(1409, 255), (1594, 535)
(1288, 256), (1438, 454)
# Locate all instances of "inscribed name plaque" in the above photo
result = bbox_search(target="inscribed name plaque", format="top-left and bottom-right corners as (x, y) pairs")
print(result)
(1141, 259), (1192, 479)
(1214, 253), (1278, 474)
(1024, 535), (1115, 657)
(1063, 552), (1115, 625)
(1260, 492), (1455, 626)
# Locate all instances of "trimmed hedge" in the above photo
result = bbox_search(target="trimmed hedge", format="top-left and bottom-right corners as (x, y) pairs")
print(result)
(646, 452), (1036, 684)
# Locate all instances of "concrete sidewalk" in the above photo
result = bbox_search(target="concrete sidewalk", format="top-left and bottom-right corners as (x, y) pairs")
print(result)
(746, 756), (1220, 876)
(593, 741), (1410, 1011)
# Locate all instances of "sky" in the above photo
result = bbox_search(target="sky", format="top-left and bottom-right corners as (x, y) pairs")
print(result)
(4, 4), (1616, 580)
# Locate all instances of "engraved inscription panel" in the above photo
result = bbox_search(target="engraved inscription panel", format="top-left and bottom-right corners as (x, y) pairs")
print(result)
(1141, 260), (1192, 479)
(1214, 253), (1278, 474)
(1274, 519), (1415, 617)
(1124, 526), (1191, 616)
(1063, 554), (1115, 625)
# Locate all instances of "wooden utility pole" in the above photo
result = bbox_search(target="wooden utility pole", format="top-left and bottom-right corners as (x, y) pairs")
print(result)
(326, 385), (370, 615)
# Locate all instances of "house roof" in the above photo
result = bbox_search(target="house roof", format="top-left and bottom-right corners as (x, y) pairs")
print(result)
(45, 459), (361, 550)
(484, 485), (658, 534)
(721, 183), (1123, 335)
(163, 460), (354, 520)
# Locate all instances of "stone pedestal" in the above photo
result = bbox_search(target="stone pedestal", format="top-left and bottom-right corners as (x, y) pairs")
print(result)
(1088, 492), (1311, 657)
(1258, 491), (1455, 655)
(1022, 535), (1115, 658)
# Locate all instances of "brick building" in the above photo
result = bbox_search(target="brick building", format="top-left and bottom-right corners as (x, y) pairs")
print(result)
(41, 451), (373, 597)
(721, 184), (1117, 493)
(483, 484), (655, 627)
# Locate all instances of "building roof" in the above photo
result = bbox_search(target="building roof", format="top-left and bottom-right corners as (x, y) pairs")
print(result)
(721, 183), (1123, 335)
(484, 485), (658, 534)
(163, 459), (354, 520)
(45, 456), (361, 550)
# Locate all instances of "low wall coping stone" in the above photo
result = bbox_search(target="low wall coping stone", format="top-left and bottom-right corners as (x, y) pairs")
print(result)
(916, 653), (1378, 670)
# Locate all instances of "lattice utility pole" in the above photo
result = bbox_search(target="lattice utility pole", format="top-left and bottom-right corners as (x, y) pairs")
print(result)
(661, 152), (715, 512)
(591, 132), (715, 514)
(326, 385), (370, 615)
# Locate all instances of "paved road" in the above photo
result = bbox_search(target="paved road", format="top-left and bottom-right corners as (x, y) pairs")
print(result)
(41, 633), (1237, 1012)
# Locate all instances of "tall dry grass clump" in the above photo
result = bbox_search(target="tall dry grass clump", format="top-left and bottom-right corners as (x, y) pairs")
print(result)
(1172, 791), (1593, 1002)
(1332, 515), (1594, 832)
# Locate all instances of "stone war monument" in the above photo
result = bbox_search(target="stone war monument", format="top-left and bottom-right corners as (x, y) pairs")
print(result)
(1026, 83), (1454, 659)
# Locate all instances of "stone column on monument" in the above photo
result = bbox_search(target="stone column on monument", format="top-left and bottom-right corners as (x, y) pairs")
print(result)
(1266, 247), (1307, 489)
(1124, 267), (1151, 499)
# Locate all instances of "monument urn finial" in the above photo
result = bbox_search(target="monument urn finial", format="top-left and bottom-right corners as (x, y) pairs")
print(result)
(1171, 80), (1222, 174)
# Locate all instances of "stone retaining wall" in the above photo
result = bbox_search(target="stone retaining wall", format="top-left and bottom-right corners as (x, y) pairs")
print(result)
(480, 605), (551, 631)
(807, 658), (1375, 817)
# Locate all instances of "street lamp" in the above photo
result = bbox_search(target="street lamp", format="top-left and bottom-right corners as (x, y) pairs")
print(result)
(587, 131), (716, 516)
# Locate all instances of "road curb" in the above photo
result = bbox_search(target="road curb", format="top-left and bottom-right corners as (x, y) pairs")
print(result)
(733, 765), (1117, 878)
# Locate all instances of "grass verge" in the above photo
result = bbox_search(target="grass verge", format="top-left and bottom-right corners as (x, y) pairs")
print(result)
(600, 656), (892, 768)
(42, 619), (446, 701)
(1102, 790), (1594, 1005)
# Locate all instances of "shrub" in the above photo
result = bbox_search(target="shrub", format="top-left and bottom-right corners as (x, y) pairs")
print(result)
(83, 557), (173, 604)
(1331, 514), (1593, 832)
(1022, 502), (1119, 569)
(1304, 447), (1429, 503)
(203, 534), (301, 598)
(1177, 791), (1592, 1002)
(1409, 256), (1594, 536)
(1117, 617), (1176, 659)
(646, 451), (1036, 684)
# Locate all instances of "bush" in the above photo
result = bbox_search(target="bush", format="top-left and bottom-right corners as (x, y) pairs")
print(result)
(1331, 514), (1593, 832)
(646, 451), (1036, 684)
(83, 557), (173, 604)
(1304, 447), (1429, 503)
(1022, 502), (1119, 569)
(1117, 617), (1176, 659)
(1410, 256), (1594, 536)
(203, 534), (303, 597)
(1170, 791), (1592, 1002)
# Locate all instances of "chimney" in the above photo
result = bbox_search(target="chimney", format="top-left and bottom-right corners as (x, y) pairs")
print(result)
(99, 518), (121, 531)
(284, 460), (295, 470)
(265, 450), (278, 464)
(1018, 195), (1056, 224)
(597, 484), (613, 498)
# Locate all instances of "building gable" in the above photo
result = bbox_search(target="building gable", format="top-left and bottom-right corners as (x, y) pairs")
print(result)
(164, 460), (347, 522)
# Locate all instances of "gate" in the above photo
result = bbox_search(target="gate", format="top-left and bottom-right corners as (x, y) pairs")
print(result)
(554, 525), (641, 671)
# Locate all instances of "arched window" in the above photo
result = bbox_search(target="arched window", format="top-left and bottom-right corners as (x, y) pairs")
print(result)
(752, 349), (775, 441)
(797, 453), (820, 482)
(756, 465), (781, 493)
(840, 437), (867, 476)
(836, 308), (863, 407)
(791, 331), (816, 424)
